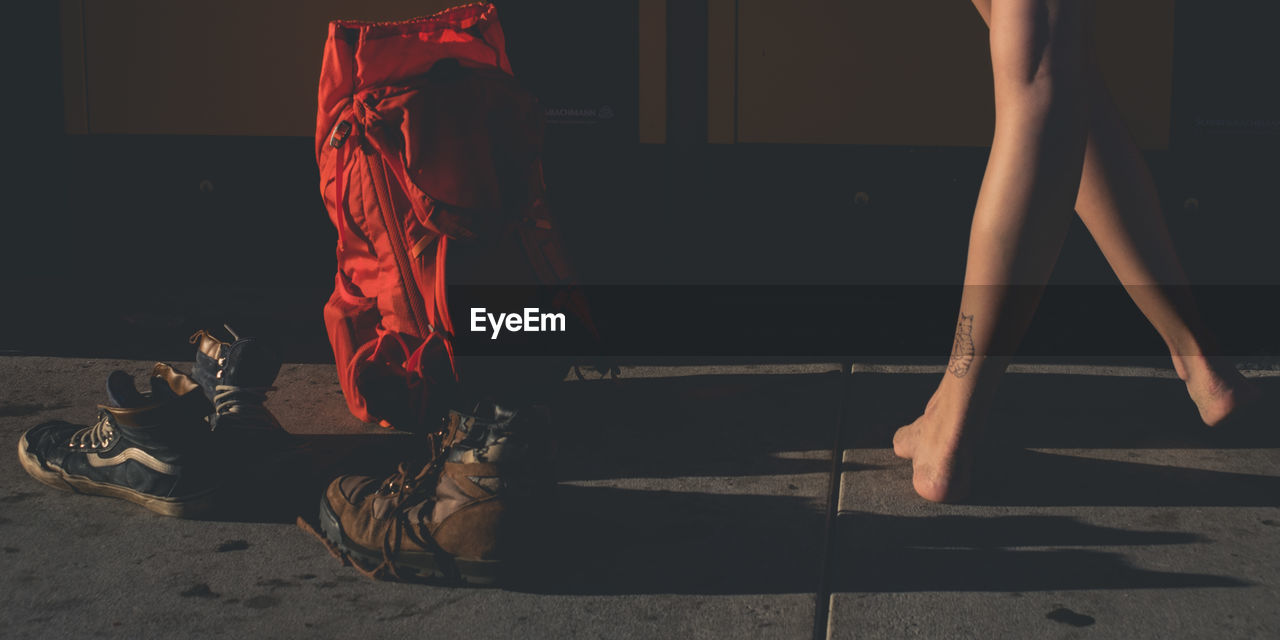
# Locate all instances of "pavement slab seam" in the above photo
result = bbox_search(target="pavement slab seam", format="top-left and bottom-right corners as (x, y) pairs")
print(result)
(813, 362), (853, 640)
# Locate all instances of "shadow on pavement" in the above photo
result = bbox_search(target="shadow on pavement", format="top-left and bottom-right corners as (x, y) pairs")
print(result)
(512, 372), (839, 594)
(831, 511), (1247, 593)
(971, 448), (1280, 507)
(853, 373), (1279, 449)
(201, 432), (430, 525)
(551, 374), (840, 481)
(509, 485), (826, 595)
(197, 372), (840, 597)
(158, 370), (1272, 595)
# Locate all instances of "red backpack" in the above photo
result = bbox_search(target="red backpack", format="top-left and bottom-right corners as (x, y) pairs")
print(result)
(316, 3), (580, 428)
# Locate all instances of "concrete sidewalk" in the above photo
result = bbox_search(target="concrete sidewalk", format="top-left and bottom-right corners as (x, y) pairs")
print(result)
(0, 357), (1276, 639)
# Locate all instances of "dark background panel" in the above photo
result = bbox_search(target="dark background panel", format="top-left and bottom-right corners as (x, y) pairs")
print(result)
(1, 1), (1277, 363)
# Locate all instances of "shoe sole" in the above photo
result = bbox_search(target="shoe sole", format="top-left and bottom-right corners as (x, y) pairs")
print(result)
(317, 496), (502, 586)
(17, 437), (216, 519)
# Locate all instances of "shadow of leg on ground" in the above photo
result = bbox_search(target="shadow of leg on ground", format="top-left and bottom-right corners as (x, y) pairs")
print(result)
(971, 448), (1280, 507)
(503, 372), (840, 594)
(851, 374), (1279, 450)
(830, 512), (1248, 593)
(215, 372), (843, 596)
(205, 433), (428, 524)
(550, 373), (840, 481)
(509, 485), (827, 595)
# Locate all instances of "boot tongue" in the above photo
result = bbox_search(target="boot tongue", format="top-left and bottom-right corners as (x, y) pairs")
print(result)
(149, 375), (179, 402)
(224, 338), (282, 388)
(104, 369), (185, 409)
(105, 371), (145, 408)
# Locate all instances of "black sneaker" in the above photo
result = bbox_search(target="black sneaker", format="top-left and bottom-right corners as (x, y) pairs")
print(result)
(17, 363), (217, 518)
(189, 325), (283, 433)
(190, 326), (308, 519)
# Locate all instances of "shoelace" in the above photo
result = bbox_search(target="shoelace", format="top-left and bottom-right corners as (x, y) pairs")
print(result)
(362, 431), (451, 581)
(212, 384), (277, 418)
(68, 411), (116, 450)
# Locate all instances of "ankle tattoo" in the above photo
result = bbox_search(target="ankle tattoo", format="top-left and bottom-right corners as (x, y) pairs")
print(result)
(948, 313), (975, 378)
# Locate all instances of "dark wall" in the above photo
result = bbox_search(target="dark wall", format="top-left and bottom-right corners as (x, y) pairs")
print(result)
(1165, 0), (1280, 287)
(3, 1), (1277, 361)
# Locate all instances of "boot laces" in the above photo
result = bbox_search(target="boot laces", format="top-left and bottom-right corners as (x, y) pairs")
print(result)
(364, 430), (452, 581)
(212, 384), (277, 418)
(68, 411), (116, 450)
(377, 444), (442, 499)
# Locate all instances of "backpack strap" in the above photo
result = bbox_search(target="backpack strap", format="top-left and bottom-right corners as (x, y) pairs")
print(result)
(328, 119), (353, 254)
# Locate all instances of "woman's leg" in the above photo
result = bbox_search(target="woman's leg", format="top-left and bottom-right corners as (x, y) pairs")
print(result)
(1070, 60), (1256, 425)
(892, 0), (1091, 502)
(968, 0), (1257, 425)
(895, 0), (1259, 503)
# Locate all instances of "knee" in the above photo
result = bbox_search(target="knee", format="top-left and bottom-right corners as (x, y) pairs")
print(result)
(989, 0), (1089, 114)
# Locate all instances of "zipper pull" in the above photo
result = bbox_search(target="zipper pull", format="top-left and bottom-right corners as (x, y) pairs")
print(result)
(328, 119), (352, 149)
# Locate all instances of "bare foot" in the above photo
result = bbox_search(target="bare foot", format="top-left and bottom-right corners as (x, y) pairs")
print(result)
(1176, 356), (1260, 427)
(893, 386), (975, 503)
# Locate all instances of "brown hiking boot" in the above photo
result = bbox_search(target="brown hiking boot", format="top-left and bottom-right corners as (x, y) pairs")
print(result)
(315, 405), (550, 585)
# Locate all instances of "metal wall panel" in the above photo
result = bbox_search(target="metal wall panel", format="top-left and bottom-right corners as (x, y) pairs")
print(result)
(728, 0), (1173, 148)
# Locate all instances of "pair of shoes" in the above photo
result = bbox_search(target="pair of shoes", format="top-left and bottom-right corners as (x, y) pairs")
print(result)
(16, 327), (286, 518)
(311, 403), (552, 586)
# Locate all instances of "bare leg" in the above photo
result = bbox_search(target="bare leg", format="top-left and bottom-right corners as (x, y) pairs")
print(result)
(895, 0), (1257, 503)
(971, 0), (1257, 424)
(1072, 66), (1257, 425)
(893, 0), (1091, 502)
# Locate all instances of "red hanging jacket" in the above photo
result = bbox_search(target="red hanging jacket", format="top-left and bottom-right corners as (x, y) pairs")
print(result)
(316, 3), (577, 428)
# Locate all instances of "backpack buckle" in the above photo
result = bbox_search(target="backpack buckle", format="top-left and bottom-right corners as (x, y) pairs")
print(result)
(328, 120), (352, 149)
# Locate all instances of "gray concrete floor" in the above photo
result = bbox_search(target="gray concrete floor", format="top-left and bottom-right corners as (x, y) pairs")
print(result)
(0, 357), (1276, 639)
(832, 369), (1280, 639)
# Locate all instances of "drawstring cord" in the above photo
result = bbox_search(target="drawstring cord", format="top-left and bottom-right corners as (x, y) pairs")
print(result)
(433, 235), (459, 381)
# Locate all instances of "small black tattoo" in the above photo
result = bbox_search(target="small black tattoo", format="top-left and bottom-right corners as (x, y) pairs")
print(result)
(949, 313), (975, 378)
